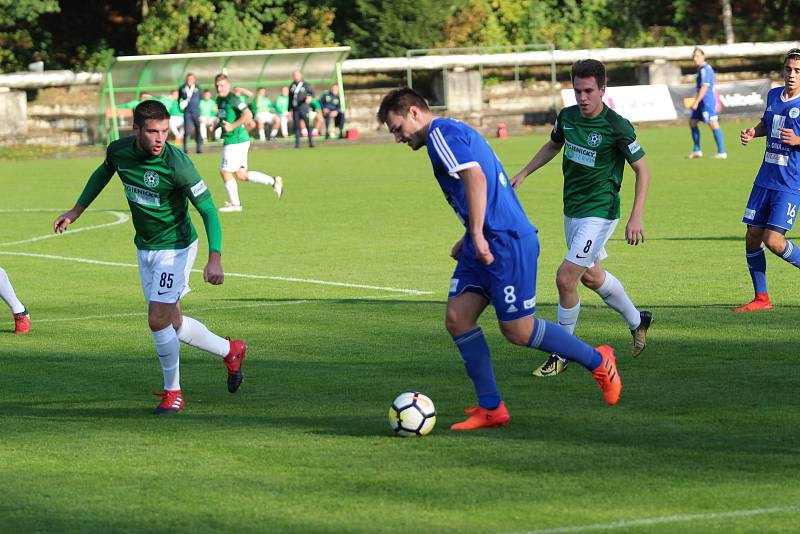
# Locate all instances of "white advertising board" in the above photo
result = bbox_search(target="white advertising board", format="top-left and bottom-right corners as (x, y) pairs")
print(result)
(561, 84), (678, 122)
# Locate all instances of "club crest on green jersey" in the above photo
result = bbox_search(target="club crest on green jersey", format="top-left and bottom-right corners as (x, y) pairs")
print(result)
(143, 171), (160, 188)
(587, 131), (603, 147)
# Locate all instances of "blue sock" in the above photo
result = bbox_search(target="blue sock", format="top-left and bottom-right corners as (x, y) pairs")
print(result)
(453, 328), (501, 410)
(780, 240), (800, 269)
(691, 127), (700, 152)
(745, 247), (768, 294)
(712, 127), (726, 154)
(528, 318), (602, 371)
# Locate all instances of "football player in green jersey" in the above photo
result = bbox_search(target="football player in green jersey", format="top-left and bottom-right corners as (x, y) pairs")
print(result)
(512, 59), (652, 377)
(53, 99), (248, 415)
(214, 74), (283, 212)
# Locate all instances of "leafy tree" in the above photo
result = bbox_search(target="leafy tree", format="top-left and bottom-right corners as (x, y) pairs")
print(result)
(334, 0), (450, 57)
(442, 0), (509, 48)
(0, 0), (59, 72)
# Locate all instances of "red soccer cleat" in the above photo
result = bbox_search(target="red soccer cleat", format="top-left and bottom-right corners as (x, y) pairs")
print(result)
(153, 390), (184, 415)
(592, 345), (622, 406)
(735, 293), (772, 312)
(224, 338), (248, 393)
(450, 401), (510, 430)
(13, 310), (30, 335)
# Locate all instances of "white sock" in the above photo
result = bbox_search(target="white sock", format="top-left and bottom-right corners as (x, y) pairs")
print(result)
(281, 119), (288, 137)
(270, 128), (278, 138)
(152, 325), (181, 391)
(224, 179), (241, 206)
(557, 302), (580, 334)
(593, 271), (641, 330)
(176, 316), (230, 357)
(0, 267), (25, 314)
(246, 171), (275, 186)
(258, 128), (266, 141)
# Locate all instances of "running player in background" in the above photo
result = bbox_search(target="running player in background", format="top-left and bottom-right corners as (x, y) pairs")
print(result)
(688, 48), (727, 160)
(214, 74), (283, 212)
(513, 59), (652, 378)
(378, 88), (622, 431)
(53, 99), (247, 414)
(0, 267), (30, 334)
(736, 48), (800, 311)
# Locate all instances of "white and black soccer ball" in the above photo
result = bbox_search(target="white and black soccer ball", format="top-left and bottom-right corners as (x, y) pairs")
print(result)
(389, 391), (436, 437)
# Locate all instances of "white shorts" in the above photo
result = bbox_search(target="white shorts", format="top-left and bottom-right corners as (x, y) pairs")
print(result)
(169, 115), (184, 135)
(255, 111), (275, 124)
(137, 240), (198, 303)
(220, 141), (250, 172)
(563, 216), (619, 268)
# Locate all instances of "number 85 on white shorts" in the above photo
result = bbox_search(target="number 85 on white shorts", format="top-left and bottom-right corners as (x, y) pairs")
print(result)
(137, 240), (198, 303)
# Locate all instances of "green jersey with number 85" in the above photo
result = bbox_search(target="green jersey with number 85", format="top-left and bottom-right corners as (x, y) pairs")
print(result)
(77, 136), (218, 252)
(551, 104), (645, 220)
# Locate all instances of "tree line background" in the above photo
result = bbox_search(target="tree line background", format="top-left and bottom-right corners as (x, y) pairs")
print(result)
(1, 0), (798, 74)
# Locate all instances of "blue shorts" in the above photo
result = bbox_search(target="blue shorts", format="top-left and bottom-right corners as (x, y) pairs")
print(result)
(690, 102), (718, 123)
(742, 184), (800, 233)
(449, 231), (538, 322)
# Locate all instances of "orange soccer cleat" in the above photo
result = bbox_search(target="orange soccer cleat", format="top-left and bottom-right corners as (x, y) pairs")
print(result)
(592, 345), (622, 406)
(450, 401), (510, 431)
(13, 310), (30, 334)
(224, 338), (248, 393)
(153, 390), (184, 415)
(735, 293), (772, 312)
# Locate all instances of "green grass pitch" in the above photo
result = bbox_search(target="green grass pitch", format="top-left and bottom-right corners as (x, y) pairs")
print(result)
(1, 122), (799, 533)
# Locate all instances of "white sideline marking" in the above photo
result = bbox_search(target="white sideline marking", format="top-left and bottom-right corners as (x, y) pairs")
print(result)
(0, 250), (433, 296)
(33, 294), (402, 324)
(0, 210), (129, 246)
(500, 504), (800, 534)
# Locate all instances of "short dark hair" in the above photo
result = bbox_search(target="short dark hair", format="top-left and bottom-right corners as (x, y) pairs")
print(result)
(377, 87), (429, 123)
(785, 48), (800, 64)
(571, 59), (606, 88)
(133, 99), (169, 128)
(693, 47), (705, 56)
(215, 73), (229, 83)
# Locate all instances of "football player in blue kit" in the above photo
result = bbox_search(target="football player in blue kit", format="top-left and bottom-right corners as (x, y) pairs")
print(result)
(377, 88), (622, 431)
(737, 48), (800, 311)
(688, 47), (727, 159)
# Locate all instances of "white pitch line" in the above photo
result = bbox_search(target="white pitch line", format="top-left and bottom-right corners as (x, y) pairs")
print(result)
(33, 294), (403, 324)
(500, 504), (800, 534)
(0, 210), (129, 246)
(0, 250), (433, 296)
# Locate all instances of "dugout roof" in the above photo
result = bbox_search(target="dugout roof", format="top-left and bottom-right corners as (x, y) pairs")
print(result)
(99, 46), (351, 144)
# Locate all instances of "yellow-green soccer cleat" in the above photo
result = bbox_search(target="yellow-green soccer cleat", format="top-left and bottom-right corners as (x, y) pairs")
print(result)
(532, 354), (568, 377)
(631, 310), (652, 358)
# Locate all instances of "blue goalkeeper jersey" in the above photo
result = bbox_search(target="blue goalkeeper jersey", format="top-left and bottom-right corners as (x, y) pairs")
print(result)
(696, 63), (716, 107)
(754, 87), (800, 193)
(426, 118), (536, 243)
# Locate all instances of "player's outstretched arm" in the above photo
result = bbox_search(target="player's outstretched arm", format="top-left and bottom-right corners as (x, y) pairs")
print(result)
(625, 158), (650, 246)
(53, 204), (86, 234)
(511, 140), (562, 189)
(54, 161), (115, 233)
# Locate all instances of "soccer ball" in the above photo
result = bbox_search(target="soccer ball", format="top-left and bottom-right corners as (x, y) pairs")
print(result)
(389, 392), (436, 437)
